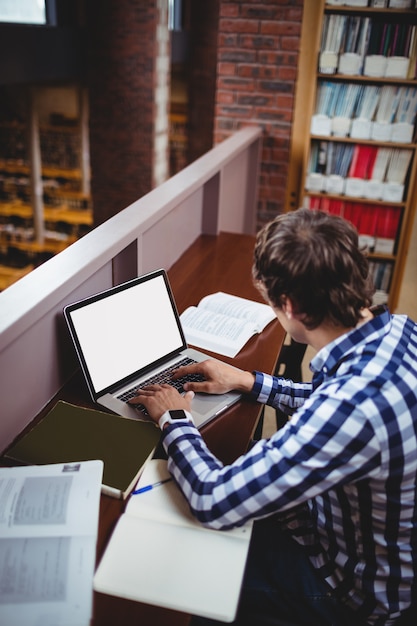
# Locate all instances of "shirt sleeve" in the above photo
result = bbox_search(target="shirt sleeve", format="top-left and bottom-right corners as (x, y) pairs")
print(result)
(161, 378), (381, 531)
(251, 371), (312, 413)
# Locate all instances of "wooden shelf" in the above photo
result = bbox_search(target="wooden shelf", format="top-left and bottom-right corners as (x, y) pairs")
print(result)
(310, 134), (417, 149)
(286, 0), (417, 310)
(317, 73), (417, 85)
(0, 234), (77, 255)
(0, 202), (92, 226)
(304, 191), (406, 208)
(324, 4), (417, 16)
(0, 264), (34, 291)
(0, 160), (82, 181)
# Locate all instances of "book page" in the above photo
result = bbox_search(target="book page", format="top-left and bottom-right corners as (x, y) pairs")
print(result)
(126, 458), (198, 528)
(94, 514), (252, 622)
(0, 460), (103, 538)
(127, 459), (250, 539)
(0, 461), (102, 626)
(94, 459), (253, 622)
(180, 306), (258, 357)
(198, 292), (275, 331)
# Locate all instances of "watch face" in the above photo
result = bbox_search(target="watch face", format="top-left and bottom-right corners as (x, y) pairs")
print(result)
(169, 410), (187, 420)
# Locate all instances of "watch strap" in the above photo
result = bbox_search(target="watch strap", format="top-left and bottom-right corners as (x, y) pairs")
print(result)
(158, 409), (193, 431)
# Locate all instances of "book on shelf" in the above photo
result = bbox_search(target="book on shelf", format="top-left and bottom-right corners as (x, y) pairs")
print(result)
(93, 458), (253, 622)
(2, 400), (161, 500)
(319, 13), (417, 79)
(371, 147), (391, 182)
(312, 82), (417, 142)
(304, 196), (394, 304)
(348, 144), (379, 179)
(307, 140), (412, 202)
(0, 460), (103, 626)
(369, 259), (393, 301)
(304, 198), (401, 255)
(180, 291), (276, 358)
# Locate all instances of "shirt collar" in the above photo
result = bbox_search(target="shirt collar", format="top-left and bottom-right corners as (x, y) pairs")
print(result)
(310, 305), (392, 382)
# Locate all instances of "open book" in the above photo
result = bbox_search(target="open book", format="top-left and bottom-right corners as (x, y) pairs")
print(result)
(0, 460), (103, 626)
(180, 291), (276, 358)
(94, 459), (253, 622)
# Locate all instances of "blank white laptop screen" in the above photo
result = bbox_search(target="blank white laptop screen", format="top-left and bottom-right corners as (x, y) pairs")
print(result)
(67, 273), (184, 395)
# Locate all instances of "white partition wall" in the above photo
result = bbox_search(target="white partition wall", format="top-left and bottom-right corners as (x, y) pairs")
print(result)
(0, 126), (262, 452)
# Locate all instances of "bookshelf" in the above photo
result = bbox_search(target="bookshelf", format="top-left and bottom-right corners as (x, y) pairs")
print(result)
(0, 99), (92, 290)
(169, 66), (188, 176)
(285, 0), (417, 310)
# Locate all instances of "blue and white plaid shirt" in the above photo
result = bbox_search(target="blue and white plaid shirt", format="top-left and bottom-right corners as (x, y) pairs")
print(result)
(161, 307), (417, 624)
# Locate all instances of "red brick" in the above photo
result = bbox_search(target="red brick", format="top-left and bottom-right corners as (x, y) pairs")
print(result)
(281, 36), (302, 52)
(220, 3), (240, 18)
(260, 21), (300, 36)
(217, 90), (235, 104)
(218, 33), (239, 47)
(238, 64), (261, 78)
(258, 51), (299, 66)
(239, 34), (278, 49)
(213, 1), (304, 226)
(218, 62), (237, 76)
(278, 66), (298, 81)
(220, 19), (260, 34)
(276, 94), (295, 110)
(217, 76), (255, 92)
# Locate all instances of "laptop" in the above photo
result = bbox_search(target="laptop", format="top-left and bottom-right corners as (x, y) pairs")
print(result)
(63, 269), (241, 428)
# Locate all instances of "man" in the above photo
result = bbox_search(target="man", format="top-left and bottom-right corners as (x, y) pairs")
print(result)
(130, 208), (417, 626)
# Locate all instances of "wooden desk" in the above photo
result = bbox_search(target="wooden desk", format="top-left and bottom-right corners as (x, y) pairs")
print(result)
(168, 232), (284, 464)
(73, 232), (284, 626)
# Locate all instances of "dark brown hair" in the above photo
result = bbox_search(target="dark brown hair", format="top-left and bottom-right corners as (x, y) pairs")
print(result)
(253, 209), (375, 330)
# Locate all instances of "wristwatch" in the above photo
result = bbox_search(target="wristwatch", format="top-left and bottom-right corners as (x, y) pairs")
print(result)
(158, 409), (193, 431)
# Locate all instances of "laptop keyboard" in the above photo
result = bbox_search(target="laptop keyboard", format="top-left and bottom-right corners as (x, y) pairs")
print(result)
(117, 357), (205, 414)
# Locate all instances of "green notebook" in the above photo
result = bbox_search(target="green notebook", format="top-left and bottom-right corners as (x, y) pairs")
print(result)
(3, 401), (161, 499)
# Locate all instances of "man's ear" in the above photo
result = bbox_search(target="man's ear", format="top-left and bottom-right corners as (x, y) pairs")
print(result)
(281, 296), (294, 320)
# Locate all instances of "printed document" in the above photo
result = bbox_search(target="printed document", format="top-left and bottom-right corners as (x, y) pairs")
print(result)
(0, 460), (103, 626)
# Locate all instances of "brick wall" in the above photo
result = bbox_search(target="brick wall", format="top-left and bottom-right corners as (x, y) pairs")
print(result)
(215, 0), (304, 227)
(86, 0), (169, 226)
(85, 0), (303, 229)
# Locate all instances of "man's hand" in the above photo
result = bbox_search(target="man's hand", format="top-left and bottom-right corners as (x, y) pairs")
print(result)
(172, 359), (255, 395)
(129, 384), (194, 423)
(128, 359), (255, 423)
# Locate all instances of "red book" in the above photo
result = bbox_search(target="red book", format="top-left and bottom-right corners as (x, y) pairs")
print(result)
(329, 199), (343, 217)
(343, 201), (355, 224)
(352, 203), (363, 232)
(320, 197), (331, 214)
(348, 145), (361, 178)
(349, 145), (378, 179)
(377, 206), (401, 240)
(364, 146), (378, 180)
(360, 204), (378, 236)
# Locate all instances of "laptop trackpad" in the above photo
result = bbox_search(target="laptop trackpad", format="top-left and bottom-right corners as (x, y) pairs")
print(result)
(192, 391), (240, 427)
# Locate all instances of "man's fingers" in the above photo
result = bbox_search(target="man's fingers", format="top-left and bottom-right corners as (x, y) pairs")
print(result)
(182, 380), (211, 393)
(172, 364), (201, 380)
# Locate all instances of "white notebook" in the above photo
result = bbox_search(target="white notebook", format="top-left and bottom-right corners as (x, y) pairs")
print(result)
(94, 459), (253, 622)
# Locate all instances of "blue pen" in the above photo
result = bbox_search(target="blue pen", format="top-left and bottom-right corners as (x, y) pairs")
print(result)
(132, 477), (172, 495)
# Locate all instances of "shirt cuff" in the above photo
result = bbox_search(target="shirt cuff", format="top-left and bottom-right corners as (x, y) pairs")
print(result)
(251, 371), (276, 404)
